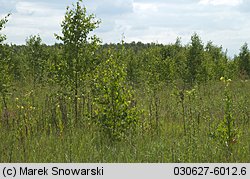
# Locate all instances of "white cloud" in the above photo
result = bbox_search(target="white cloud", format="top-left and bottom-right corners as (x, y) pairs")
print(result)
(199, 0), (243, 6)
(3, 1), (64, 44)
(85, 0), (133, 16)
(133, 2), (159, 12)
(15, 1), (64, 16)
(1, 0), (250, 56)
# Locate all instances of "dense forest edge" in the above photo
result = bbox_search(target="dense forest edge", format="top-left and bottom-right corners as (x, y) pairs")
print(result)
(0, 0), (249, 162)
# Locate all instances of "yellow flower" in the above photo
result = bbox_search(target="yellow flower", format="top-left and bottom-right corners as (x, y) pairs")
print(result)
(30, 106), (35, 110)
(220, 77), (225, 81)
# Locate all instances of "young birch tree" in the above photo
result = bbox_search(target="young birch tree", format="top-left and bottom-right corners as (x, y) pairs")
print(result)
(55, 0), (101, 122)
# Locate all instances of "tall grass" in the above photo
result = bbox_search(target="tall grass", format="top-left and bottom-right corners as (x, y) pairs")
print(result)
(0, 80), (249, 162)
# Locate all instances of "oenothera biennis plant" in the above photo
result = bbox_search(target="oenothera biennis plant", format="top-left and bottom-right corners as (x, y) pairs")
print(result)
(216, 77), (238, 157)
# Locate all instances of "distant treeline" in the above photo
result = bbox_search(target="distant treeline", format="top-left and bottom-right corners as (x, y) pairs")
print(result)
(1, 34), (250, 88)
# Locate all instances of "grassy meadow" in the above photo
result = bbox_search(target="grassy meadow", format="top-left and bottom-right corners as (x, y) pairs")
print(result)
(1, 0), (250, 163)
(0, 80), (249, 162)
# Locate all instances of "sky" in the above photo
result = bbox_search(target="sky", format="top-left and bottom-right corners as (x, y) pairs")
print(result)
(1, 0), (250, 57)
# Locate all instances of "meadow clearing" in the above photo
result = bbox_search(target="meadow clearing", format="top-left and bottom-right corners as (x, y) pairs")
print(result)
(0, 0), (249, 162)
